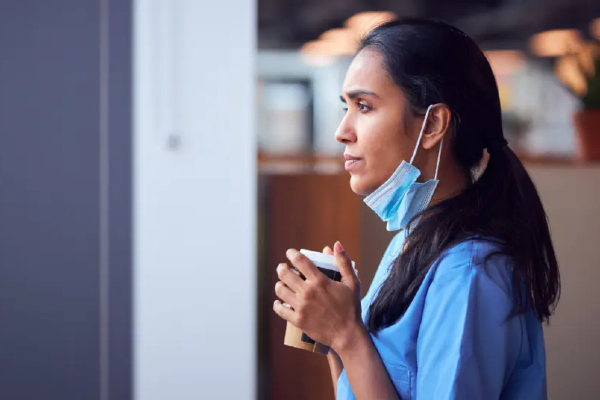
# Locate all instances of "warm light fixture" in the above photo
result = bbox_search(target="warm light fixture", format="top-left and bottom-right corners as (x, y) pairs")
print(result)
(529, 29), (583, 57)
(319, 28), (359, 55)
(300, 29), (357, 65)
(299, 41), (337, 66)
(555, 55), (587, 95)
(576, 41), (598, 76)
(591, 18), (600, 40)
(344, 11), (396, 39)
(484, 50), (526, 77)
(301, 11), (396, 65)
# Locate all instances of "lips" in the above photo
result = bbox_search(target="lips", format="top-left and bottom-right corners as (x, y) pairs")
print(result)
(343, 154), (362, 171)
(343, 154), (361, 161)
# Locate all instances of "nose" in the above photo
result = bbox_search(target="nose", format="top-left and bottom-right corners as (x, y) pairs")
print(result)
(335, 113), (357, 144)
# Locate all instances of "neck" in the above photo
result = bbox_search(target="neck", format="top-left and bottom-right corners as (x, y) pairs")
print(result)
(412, 139), (469, 206)
(430, 162), (469, 206)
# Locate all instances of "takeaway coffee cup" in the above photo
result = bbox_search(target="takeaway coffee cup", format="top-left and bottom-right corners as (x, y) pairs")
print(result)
(283, 249), (356, 355)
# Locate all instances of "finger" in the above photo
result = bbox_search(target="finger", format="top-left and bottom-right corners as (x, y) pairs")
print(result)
(277, 263), (305, 292)
(273, 300), (297, 323)
(286, 249), (320, 281)
(323, 246), (334, 256)
(333, 241), (358, 287)
(274, 281), (297, 307)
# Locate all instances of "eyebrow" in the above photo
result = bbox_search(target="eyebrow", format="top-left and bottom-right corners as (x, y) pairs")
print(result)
(340, 89), (379, 102)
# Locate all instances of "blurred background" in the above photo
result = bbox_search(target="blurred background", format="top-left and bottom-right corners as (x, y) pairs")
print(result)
(1, 0), (600, 399)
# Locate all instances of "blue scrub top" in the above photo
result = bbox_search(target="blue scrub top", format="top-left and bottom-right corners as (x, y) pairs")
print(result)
(336, 229), (547, 400)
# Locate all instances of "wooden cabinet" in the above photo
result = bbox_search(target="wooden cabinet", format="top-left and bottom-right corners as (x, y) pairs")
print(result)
(257, 172), (361, 400)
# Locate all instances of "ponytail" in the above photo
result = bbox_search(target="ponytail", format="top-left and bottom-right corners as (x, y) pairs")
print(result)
(488, 146), (560, 320)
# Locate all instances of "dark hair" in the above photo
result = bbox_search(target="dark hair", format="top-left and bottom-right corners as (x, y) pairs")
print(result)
(360, 18), (560, 333)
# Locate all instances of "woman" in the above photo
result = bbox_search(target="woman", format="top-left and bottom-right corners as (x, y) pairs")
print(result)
(273, 18), (560, 400)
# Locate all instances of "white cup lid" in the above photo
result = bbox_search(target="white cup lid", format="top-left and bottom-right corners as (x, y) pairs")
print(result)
(299, 249), (356, 272)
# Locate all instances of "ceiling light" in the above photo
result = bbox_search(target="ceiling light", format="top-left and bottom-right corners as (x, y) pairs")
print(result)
(484, 50), (526, 77)
(300, 11), (396, 65)
(576, 42), (598, 76)
(344, 11), (396, 39)
(529, 29), (583, 57)
(319, 28), (359, 55)
(300, 28), (358, 64)
(300, 41), (338, 66)
(555, 55), (587, 95)
(591, 18), (600, 40)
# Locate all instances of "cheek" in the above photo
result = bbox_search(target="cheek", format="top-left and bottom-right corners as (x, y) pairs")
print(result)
(358, 117), (408, 190)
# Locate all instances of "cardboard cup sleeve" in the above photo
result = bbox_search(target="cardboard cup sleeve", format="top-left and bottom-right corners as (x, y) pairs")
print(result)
(282, 249), (356, 356)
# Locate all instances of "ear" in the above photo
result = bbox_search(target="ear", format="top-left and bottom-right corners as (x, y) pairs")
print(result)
(422, 104), (452, 150)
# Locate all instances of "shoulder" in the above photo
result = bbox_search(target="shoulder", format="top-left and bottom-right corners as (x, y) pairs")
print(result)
(430, 237), (513, 297)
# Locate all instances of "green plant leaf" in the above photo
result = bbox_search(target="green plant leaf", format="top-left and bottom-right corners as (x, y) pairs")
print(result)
(583, 57), (600, 110)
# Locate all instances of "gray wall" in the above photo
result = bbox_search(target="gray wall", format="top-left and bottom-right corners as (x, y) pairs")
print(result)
(529, 165), (600, 400)
(0, 1), (131, 399)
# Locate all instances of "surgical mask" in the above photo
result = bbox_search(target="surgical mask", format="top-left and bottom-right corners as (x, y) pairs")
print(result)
(364, 105), (443, 231)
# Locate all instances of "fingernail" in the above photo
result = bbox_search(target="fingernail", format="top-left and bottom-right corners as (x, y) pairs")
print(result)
(335, 241), (344, 253)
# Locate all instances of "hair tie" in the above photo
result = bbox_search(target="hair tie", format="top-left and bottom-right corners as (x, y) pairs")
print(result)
(487, 138), (508, 155)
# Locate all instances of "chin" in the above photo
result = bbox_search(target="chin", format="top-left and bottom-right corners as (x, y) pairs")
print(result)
(349, 175), (376, 197)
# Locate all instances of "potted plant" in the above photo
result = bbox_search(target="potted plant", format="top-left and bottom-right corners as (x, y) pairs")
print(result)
(557, 41), (600, 160)
(574, 52), (600, 160)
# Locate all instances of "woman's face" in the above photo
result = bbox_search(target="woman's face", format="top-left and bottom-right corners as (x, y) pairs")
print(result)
(336, 49), (421, 196)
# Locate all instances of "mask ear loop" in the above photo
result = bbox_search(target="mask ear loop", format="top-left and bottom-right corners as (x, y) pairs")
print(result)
(409, 104), (443, 181)
(410, 105), (434, 165)
(434, 138), (443, 180)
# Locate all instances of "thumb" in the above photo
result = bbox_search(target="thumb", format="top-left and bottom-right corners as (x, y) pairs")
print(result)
(333, 241), (357, 287)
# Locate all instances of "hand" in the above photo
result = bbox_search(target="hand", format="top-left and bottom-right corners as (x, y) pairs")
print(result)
(322, 245), (358, 279)
(273, 242), (363, 352)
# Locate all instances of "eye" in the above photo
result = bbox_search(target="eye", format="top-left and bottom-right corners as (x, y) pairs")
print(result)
(357, 102), (371, 112)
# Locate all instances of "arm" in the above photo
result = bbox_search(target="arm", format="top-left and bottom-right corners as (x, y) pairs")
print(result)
(327, 349), (343, 395)
(324, 243), (399, 400)
(334, 323), (400, 400)
(321, 246), (346, 397)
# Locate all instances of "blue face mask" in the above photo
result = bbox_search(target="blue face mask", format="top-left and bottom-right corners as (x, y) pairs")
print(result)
(364, 105), (443, 231)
